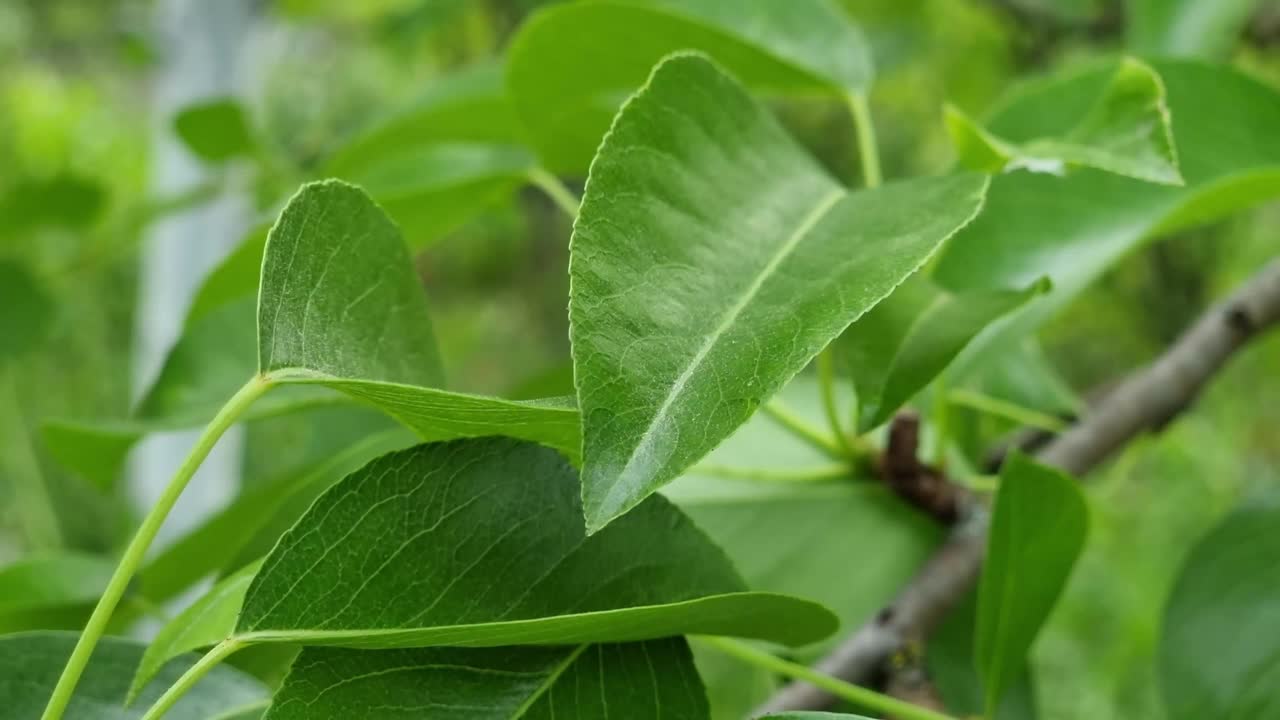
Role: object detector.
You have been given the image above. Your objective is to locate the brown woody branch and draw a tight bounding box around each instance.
[756,257,1280,715]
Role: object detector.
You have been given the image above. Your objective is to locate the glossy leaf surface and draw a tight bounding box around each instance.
[233,438,834,649]
[976,452,1088,713]
[266,639,708,719]
[507,0,871,172]
[571,54,987,530]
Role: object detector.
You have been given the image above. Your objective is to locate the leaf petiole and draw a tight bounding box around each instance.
[816,349,856,458]
[760,399,846,460]
[139,639,244,720]
[40,375,271,720]
[527,166,581,219]
[700,636,957,720]
[847,91,883,189]
[947,387,1070,433]
[691,462,851,483]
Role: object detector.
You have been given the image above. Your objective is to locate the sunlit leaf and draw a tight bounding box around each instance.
[266,639,709,719]
[571,54,987,530]
[508,0,872,172]
[947,58,1181,185]
[840,275,1049,432]
[1159,503,1280,718]
[0,632,266,720]
[976,452,1088,713]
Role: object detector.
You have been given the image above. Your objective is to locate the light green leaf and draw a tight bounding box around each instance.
[228,438,833,649]
[131,563,263,702]
[1128,0,1262,59]
[570,53,987,531]
[0,632,266,720]
[935,59,1280,372]
[174,99,256,163]
[138,426,414,602]
[507,0,872,173]
[265,638,709,719]
[0,260,55,364]
[946,58,1180,185]
[976,452,1088,714]
[1159,503,1280,718]
[0,554,114,634]
[841,275,1049,432]
[324,62,534,247]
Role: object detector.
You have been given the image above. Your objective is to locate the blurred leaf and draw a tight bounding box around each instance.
[935,60,1280,372]
[1128,0,1263,59]
[131,562,262,701]
[840,275,1049,432]
[691,638,776,720]
[764,714,875,719]
[226,438,834,650]
[0,173,105,233]
[947,58,1181,185]
[508,0,872,172]
[173,98,256,162]
[977,452,1088,713]
[266,639,709,719]
[0,554,114,634]
[1159,503,1280,718]
[0,632,266,720]
[0,260,54,363]
[570,54,986,530]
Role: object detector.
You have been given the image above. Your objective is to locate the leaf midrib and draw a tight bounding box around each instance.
[597,186,846,516]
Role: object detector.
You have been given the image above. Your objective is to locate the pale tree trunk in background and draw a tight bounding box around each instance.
[130,0,254,557]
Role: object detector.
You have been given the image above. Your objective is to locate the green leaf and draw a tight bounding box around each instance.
[507,0,872,173]
[230,438,833,649]
[173,99,256,162]
[927,590,1038,720]
[0,631,266,720]
[570,53,987,530]
[976,452,1088,714]
[1128,0,1262,59]
[840,275,1049,432]
[325,62,535,247]
[265,638,709,719]
[138,426,415,602]
[763,714,876,719]
[0,554,114,633]
[947,58,1181,185]
[1159,503,1280,718]
[131,563,263,702]
[934,59,1280,371]
[0,260,55,364]
[0,173,105,233]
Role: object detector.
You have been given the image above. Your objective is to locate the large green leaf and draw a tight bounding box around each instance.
[570,53,987,531]
[0,632,266,720]
[1128,0,1262,59]
[839,275,1048,433]
[325,62,535,247]
[507,0,872,173]
[230,438,833,649]
[976,452,1088,714]
[265,638,709,719]
[946,57,1181,185]
[1159,503,1280,718]
[935,59,1280,370]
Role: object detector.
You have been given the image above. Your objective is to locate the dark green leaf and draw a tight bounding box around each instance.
[232,438,834,649]
[570,54,987,530]
[841,275,1048,432]
[0,632,266,720]
[976,452,1088,713]
[266,639,709,719]
[928,591,1038,720]
[1159,503,1280,718]
[1128,0,1262,59]
[0,173,105,233]
[507,0,872,172]
[935,60,1280,371]
[947,58,1180,185]
[0,260,55,364]
[173,98,256,162]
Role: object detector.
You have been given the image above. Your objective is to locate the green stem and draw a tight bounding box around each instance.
[41,376,270,720]
[701,636,956,720]
[932,375,951,468]
[816,350,854,458]
[691,462,850,483]
[847,91,883,188]
[528,167,580,219]
[948,388,1069,433]
[761,400,845,460]
[140,639,245,720]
